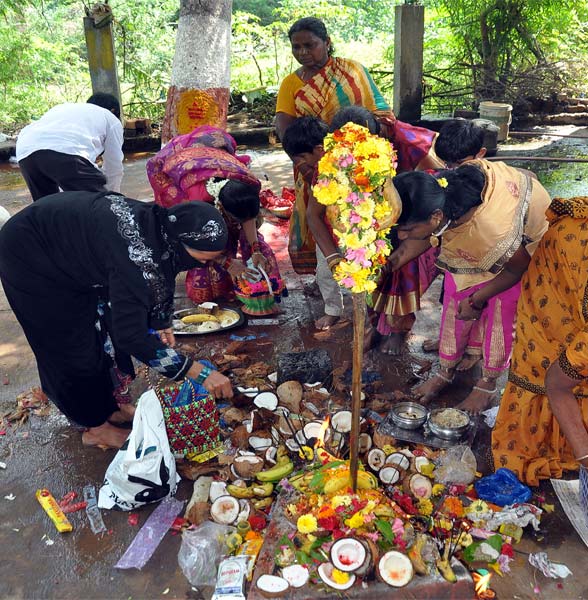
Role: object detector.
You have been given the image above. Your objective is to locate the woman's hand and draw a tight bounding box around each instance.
[226,259,257,281]
[456,298,483,321]
[157,328,176,347]
[202,370,233,399]
[251,251,269,272]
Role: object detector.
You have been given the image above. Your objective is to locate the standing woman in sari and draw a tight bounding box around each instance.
[147,126,284,305]
[275,18,440,332]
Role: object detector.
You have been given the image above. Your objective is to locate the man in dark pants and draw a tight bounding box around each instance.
[16,93,124,201]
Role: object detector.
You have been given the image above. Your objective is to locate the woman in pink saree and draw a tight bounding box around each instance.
[147,126,285,305]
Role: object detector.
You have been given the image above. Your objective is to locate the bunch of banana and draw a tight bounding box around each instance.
[322,469,378,494]
[226,481,274,499]
[181,313,220,324]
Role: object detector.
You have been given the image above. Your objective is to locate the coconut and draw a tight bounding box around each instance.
[304,382,322,389]
[281,564,310,588]
[367,448,387,472]
[373,429,396,449]
[277,414,301,437]
[210,495,240,525]
[331,410,352,433]
[302,401,320,415]
[268,371,278,384]
[233,455,264,479]
[237,386,260,398]
[413,455,433,475]
[276,380,303,413]
[256,574,290,598]
[330,538,367,573]
[303,420,325,443]
[198,301,218,314]
[285,438,301,452]
[209,481,228,502]
[237,499,251,522]
[249,431,273,452]
[377,551,414,587]
[230,425,250,450]
[254,391,279,411]
[317,563,356,591]
[222,407,249,427]
[386,452,411,471]
[403,473,433,499]
[379,465,402,485]
[355,537,378,577]
[264,446,277,465]
[358,433,373,454]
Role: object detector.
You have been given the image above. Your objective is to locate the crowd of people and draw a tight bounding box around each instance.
[1,16,587,490]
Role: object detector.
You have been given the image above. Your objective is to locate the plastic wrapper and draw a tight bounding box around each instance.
[178,521,234,587]
[528,552,572,579]
[474,468,532,506]
[434,445,477,485]
[477,503,542,532]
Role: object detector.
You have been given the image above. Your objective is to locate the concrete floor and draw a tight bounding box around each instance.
[1,134,588,599]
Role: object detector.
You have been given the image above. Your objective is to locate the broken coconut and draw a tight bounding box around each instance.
[367,448,387,472]
[379,465,402,485]
[237,386,260,398]
[281,564,310,588]
[331,410,352,433]
[330,538,367,573]
[386,452,411,471]
[209,481,228,503]
[317,563,356,590]
[254,391,279,412]
[403,473,433,499]
[358,432,373,454]
[230,425,250,450]
[210,495,240,525]
[233,455,264,479]
[257,574,290,598]
[377,551,414,587]
[276,380,303,413]
[249,431,273,452]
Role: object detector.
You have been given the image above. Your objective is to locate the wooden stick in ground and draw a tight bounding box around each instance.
[350,291,367,492]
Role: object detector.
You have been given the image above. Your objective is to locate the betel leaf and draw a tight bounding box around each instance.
[375,519,395,545]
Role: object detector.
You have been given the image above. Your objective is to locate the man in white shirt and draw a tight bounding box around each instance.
[16,93,124,201]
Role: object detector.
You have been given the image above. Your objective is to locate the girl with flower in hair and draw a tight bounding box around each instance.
[147,126,284,304]
[393,161,550,412]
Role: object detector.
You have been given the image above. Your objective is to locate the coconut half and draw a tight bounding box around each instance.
[256,574,290,598]
[358,432,373,454]
[268,371,278,384]
[377,551,414,587]
[254,391,279,411]
[276,380,303,413]
[249,431,273,452]
[330,538,367,573]
[209,481,227,503]
[317,562,356,591]
[210,495,240,525]
[237,386,260,398]
[404,473,432,499]
[233,455,264,479]
[331,410,352,433]
[367,448,387,472]
[303,420,325,442]
[379,465,402,485]
[386,452,411,471]
[281,564,310,588]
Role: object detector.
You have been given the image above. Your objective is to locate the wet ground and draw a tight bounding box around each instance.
[1,128,587,599]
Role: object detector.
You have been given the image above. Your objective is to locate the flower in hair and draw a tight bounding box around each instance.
[205,178,230,209]
[437,177,448,189]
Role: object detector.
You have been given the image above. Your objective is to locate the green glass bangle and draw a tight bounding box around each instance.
[194,365,212,385]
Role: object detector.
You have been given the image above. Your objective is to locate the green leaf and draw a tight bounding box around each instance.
[375,519,395,545]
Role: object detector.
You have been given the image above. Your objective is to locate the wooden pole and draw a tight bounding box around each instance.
[350,292,367,492]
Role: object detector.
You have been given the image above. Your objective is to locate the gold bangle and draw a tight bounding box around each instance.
[576,453,588,462]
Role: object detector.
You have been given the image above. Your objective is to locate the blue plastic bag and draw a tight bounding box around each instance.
[474,468,532,506]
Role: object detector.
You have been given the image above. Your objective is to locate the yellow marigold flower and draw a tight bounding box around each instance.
[437,177,448,188]
[332,568,351,585]
[432,484,446,496]
[331,495,352,508]
[466,499,489,517]
[297,514,318,534]
[287,503,298,517]
[382,445,396,455]
[418,498,434,516]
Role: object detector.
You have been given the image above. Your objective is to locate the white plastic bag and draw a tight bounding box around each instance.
[98,389,179,510]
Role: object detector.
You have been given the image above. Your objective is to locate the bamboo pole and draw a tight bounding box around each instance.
[349,292,367,492]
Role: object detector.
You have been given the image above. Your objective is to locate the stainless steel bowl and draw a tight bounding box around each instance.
[427,408,471,440]
[391,402,428,430]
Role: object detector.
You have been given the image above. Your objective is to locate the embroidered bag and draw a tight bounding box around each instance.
[152,370,222,460]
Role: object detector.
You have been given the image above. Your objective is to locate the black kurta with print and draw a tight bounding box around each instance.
[0,191,201,426]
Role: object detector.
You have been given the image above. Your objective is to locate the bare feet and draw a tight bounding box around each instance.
[380,333,405,356]
[456,377,497,413]
[363,326,382,352]
[455,353,481,372]
[315,314,340,330]
[82,422,130,449]
[422,338,440,353]
[108,403,136,425]
[412,369,454,404]
[303,280,321,297]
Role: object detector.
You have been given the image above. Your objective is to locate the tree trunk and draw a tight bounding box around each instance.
[162,0,232,143]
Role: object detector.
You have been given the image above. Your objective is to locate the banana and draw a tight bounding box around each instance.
[256,460,294,482]
[253,497,274,510]
[436,558,457,583]
[251,482,274,497]
[408,534,429,575]
[323,472,352,495]
[226,484,256,499]
[181,313,219,324]
[357,471,378,490]
[276,445,290,464]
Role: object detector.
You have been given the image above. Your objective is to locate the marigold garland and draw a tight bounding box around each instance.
[313,122,399,293]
